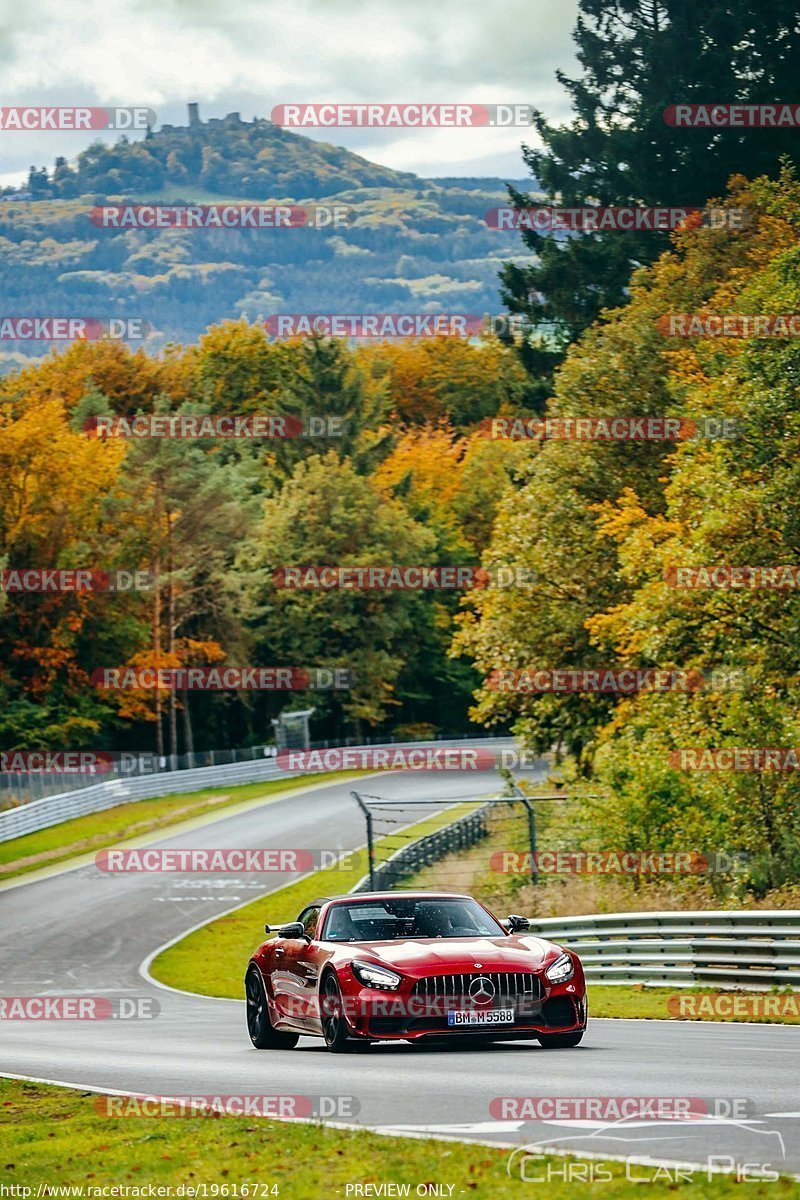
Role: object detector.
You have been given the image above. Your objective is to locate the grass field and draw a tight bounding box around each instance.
[2,1078,794,1197]
[0,771,364,883]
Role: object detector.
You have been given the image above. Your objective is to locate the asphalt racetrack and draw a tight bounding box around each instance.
[1,764,798,1178]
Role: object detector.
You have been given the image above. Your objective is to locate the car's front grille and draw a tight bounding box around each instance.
[365,971,545,1037]
[411,971,542,1003]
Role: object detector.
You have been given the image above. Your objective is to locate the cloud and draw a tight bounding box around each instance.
[0,0,579,180]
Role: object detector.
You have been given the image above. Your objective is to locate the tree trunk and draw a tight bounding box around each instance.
[167,508,178,766]
[153,496,164,760]
[182,689,195,767]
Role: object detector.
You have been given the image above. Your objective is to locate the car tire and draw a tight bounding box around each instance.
[537,1030,584,1048]
[245,965,299,1049]
[321,972,361,1053]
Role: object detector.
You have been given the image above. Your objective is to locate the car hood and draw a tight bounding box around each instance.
[351,935,559,973]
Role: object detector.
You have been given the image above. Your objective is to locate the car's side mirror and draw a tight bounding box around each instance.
[265,922,306,939]
[279,922,307,939]
[506,914,531,932]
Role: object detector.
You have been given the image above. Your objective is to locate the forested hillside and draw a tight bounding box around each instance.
[0,110,535,364]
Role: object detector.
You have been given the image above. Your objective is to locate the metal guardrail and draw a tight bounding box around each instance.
[0,736,512,845]
[0,730,508,809]
[351,786,541,891]
[0,758,287,844]
[0,743,278,808]
[528,910,800,988]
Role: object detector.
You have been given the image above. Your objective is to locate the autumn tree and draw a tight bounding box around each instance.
[357,337,530,427]
[455,174,780,762]
[244,452,438,737]
[0,393,136,747]
[457,168,800,891]
[100,395,260,758]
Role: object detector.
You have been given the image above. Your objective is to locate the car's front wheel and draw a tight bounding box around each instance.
[321,973,361,1053]
[537,1030,584,1048]
[245,965,299,1049]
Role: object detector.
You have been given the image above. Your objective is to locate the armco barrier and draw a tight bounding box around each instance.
[0,736,513,845]
[0,743,278,808]
[0,758,285,844]
[528,910,800,988]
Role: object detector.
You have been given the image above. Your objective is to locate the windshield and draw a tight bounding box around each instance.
[321,897,505,942]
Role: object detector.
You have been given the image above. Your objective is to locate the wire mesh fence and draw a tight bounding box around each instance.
[350,787,554,893]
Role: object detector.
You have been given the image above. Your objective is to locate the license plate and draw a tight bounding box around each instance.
[447,1008,514,1027]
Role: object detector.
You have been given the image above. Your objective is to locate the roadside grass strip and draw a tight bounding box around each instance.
[1,1078,796,1197]
[0,771,365,883]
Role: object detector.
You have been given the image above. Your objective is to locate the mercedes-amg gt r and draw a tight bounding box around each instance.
[245,891,587,1052]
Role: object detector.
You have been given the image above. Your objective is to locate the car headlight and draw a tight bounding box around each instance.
[351,960,402,990]
[545,952,574,984]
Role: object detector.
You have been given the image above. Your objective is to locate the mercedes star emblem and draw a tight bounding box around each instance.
[468,975,496,1006]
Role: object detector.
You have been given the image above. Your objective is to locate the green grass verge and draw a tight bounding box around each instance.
[151,801,479,997]
[0,771,365,883]
[589,984,800,1024]
[2,1078,794,1197]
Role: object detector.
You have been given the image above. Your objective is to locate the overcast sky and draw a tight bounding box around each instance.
[0,0,579,186]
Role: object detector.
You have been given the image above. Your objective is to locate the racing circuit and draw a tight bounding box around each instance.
[1,764,798,1178]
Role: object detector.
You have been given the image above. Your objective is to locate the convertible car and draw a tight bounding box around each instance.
[245,890,587,1052]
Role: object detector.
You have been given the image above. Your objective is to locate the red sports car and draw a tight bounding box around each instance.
[245,890,587,1053]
